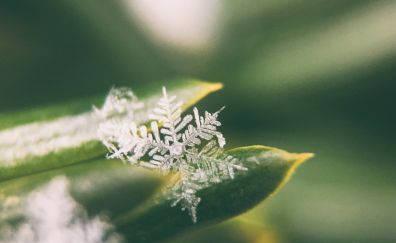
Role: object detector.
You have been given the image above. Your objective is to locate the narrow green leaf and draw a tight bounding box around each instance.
[0,80,222,182]
[115,145,313,242]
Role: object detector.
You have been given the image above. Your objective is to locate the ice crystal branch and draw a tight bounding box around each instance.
[97,87,246,222]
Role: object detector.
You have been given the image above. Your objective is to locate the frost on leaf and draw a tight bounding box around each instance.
[95,87,143,119]
[95,87,144,155]
[97,86,246,222]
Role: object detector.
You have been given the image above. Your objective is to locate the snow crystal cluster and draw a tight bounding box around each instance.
[97,86,246,222]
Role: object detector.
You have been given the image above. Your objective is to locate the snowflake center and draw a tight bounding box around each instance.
[170,144,184,156]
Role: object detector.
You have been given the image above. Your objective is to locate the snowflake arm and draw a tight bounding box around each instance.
[180,107,225,150]
[150,87,183,144]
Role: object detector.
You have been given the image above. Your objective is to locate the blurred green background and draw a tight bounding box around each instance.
[1,1,395,242]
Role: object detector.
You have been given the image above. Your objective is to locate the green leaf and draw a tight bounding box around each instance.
[0,145,311,241]
[114,145,313,242]
[0,80,222,182]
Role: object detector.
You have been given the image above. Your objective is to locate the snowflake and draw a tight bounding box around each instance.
[97,87,247,222]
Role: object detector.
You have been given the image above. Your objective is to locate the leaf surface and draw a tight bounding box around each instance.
[0,145,311,242]
[0,80,222,182]
[115,145,313,242]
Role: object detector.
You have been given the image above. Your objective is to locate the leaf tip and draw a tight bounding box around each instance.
[182,81,223,110]
[290,152,314,167]
[197,81,224,96]
[205,82,223,93]
[277,152,313,191]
